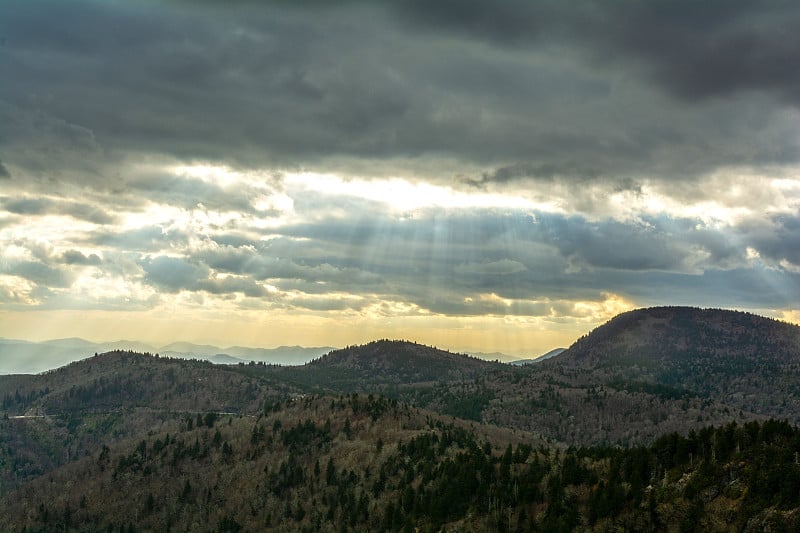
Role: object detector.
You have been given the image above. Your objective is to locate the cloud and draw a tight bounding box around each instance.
[60,250,102,266]
[140,256,209,293]
[391,1,800,103]
[1,196,117,224]
[2,0,800,345]
[2,0,799,197]
[735,214,800,267]
[127,173,261,214]
[2,261,73,288]
[139,255,267,298]
[0,101,109,188]
[197,276,268,298]
[90,226,190,252]
[454,259,528,276]
[2,197,51,215]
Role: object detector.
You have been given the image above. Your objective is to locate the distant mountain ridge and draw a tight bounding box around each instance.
[0,338,335,373]
[0,338,526,374]
[466,350,520,363]
[509,348,566,365]
[5,306,800,448]
[3,348,800,531]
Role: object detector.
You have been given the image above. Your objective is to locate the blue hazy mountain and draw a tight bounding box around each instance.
[0,338,334,374]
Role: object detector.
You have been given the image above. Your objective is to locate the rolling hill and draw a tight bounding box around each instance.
[550,307,800,422]
[3,395,800,531]
[308,340,500,381]
[422,307,800,446]
[561,306,800,365]
[3,307,800,530]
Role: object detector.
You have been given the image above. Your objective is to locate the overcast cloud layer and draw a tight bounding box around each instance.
[1,0,799,354]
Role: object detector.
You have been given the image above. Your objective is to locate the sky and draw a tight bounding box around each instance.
[1,0,800,357]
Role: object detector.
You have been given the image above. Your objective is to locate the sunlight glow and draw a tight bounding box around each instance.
[778,309,800,325]
[0,275,39,305]
[72,268,157,304]
[1,215,99,246]
[171,163,242,187]
[285,172,561,213]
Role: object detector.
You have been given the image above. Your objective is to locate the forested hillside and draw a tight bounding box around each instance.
[3,307,800,530]
[420,307,800,446]
[0,351,292,416]
[3,396,800,532]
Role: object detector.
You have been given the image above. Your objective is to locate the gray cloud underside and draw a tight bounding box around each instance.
[3,1,800,317]
[8,193,799,314]
[134,208,800,312]
[2,0,800,191]
[1,196,117,225]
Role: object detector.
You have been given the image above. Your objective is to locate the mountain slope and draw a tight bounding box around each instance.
[4,399,800,532]
[4,309,800,452]
[3,320,800,530]
[551,307,800,417]
[561,306,800,365]
[297,340,502,389]
[310,340,497,379]
[437,307,800,446]
[0,351,306,495]
[0,351,293,417]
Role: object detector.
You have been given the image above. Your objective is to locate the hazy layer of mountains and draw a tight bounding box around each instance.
[508,347,566,365]
[0,338,544,375]
[3,306,800,531]
[0,338,336,373]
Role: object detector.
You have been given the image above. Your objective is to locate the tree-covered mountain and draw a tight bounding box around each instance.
[6,307,800,449]
[415,307,800,447]
[3,396,800,532]
[307,340,500,383]
[3,307,800,530]
[0,351,293,417]
[562,306,800,366]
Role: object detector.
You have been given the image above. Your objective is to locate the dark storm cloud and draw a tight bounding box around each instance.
[592,1,800,103]
[392,0,800,102]
[599,267,800,310]
[198,276,268,299]
[3,0,800,190]
[0,101,108,188]
[454,259,527,276]
[3,0,800,320]
[736,215,800,267]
